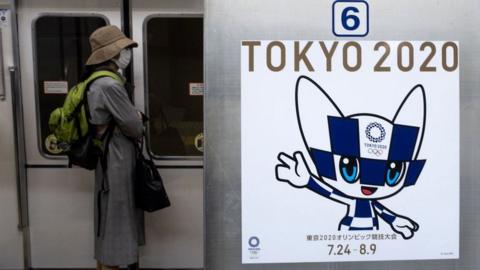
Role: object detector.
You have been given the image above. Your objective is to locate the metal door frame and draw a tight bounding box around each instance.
[9,0,30,268]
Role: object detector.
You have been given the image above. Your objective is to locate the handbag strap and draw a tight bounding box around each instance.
[100,122,116,174]
[131,132,156,163]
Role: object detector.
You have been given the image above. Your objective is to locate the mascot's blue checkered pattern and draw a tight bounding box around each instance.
[276,76,426,239]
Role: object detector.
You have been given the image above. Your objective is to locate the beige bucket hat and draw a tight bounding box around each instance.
[85,25,138,66]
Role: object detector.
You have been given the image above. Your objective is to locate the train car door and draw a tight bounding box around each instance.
[16,0,204,268]
[17,0,121,267]
[131,1,204,268]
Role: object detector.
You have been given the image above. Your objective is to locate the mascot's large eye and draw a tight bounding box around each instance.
[385,161,405,186]
[339,156,360,183]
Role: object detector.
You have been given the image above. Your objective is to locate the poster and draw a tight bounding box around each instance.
[241,41,459,263]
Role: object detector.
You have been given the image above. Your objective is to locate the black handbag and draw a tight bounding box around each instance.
[134,137,171,212]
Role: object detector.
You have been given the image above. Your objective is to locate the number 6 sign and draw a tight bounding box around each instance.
[333,0,369,37]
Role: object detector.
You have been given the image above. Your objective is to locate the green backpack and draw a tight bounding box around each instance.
[47,70,124,169]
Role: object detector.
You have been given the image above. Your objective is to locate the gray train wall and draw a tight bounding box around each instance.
[205,0,478,269]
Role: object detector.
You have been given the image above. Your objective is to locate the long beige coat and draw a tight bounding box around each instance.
[87,75,145,266]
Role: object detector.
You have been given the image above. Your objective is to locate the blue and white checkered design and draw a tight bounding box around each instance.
[310,116,426,187]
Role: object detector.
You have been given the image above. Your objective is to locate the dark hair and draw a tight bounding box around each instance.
[79,60,116,81]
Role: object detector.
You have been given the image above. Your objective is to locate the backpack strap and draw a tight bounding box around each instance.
[82,70,125,173]
[82,70,124,122]
[96,119,116,238]
[69,71,124,120]
[68,70,124,144]
[86,70,125,86]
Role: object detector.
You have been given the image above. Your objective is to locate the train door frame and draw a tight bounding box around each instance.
[130,1,204,267]
[0,0,28,268]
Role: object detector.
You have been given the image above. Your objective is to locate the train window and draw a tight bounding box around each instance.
[144,16,204,158]
[33,15,107,155]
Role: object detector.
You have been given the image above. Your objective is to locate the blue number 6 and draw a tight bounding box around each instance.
[341,7,360,31]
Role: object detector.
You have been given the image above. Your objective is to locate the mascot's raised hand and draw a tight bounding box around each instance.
[275,151,311,188]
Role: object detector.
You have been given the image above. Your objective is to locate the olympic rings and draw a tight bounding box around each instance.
[365,122,386,143]
[368,148,383,156]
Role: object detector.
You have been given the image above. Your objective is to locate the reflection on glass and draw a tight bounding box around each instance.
[146,17,203,157]
[35,16,107,154]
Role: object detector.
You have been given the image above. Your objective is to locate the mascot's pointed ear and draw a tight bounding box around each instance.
[392,84,426,159]
[296,76,343,152]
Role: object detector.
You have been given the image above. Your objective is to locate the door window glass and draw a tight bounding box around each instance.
[145,17,204,157]
[34,15,107,155]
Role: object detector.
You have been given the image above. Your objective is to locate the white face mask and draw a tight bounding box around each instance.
[112,48,132,69]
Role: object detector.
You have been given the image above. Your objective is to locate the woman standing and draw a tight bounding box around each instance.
[84,25,144,270]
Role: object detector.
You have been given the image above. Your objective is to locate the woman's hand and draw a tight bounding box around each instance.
[137,111,148,123]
